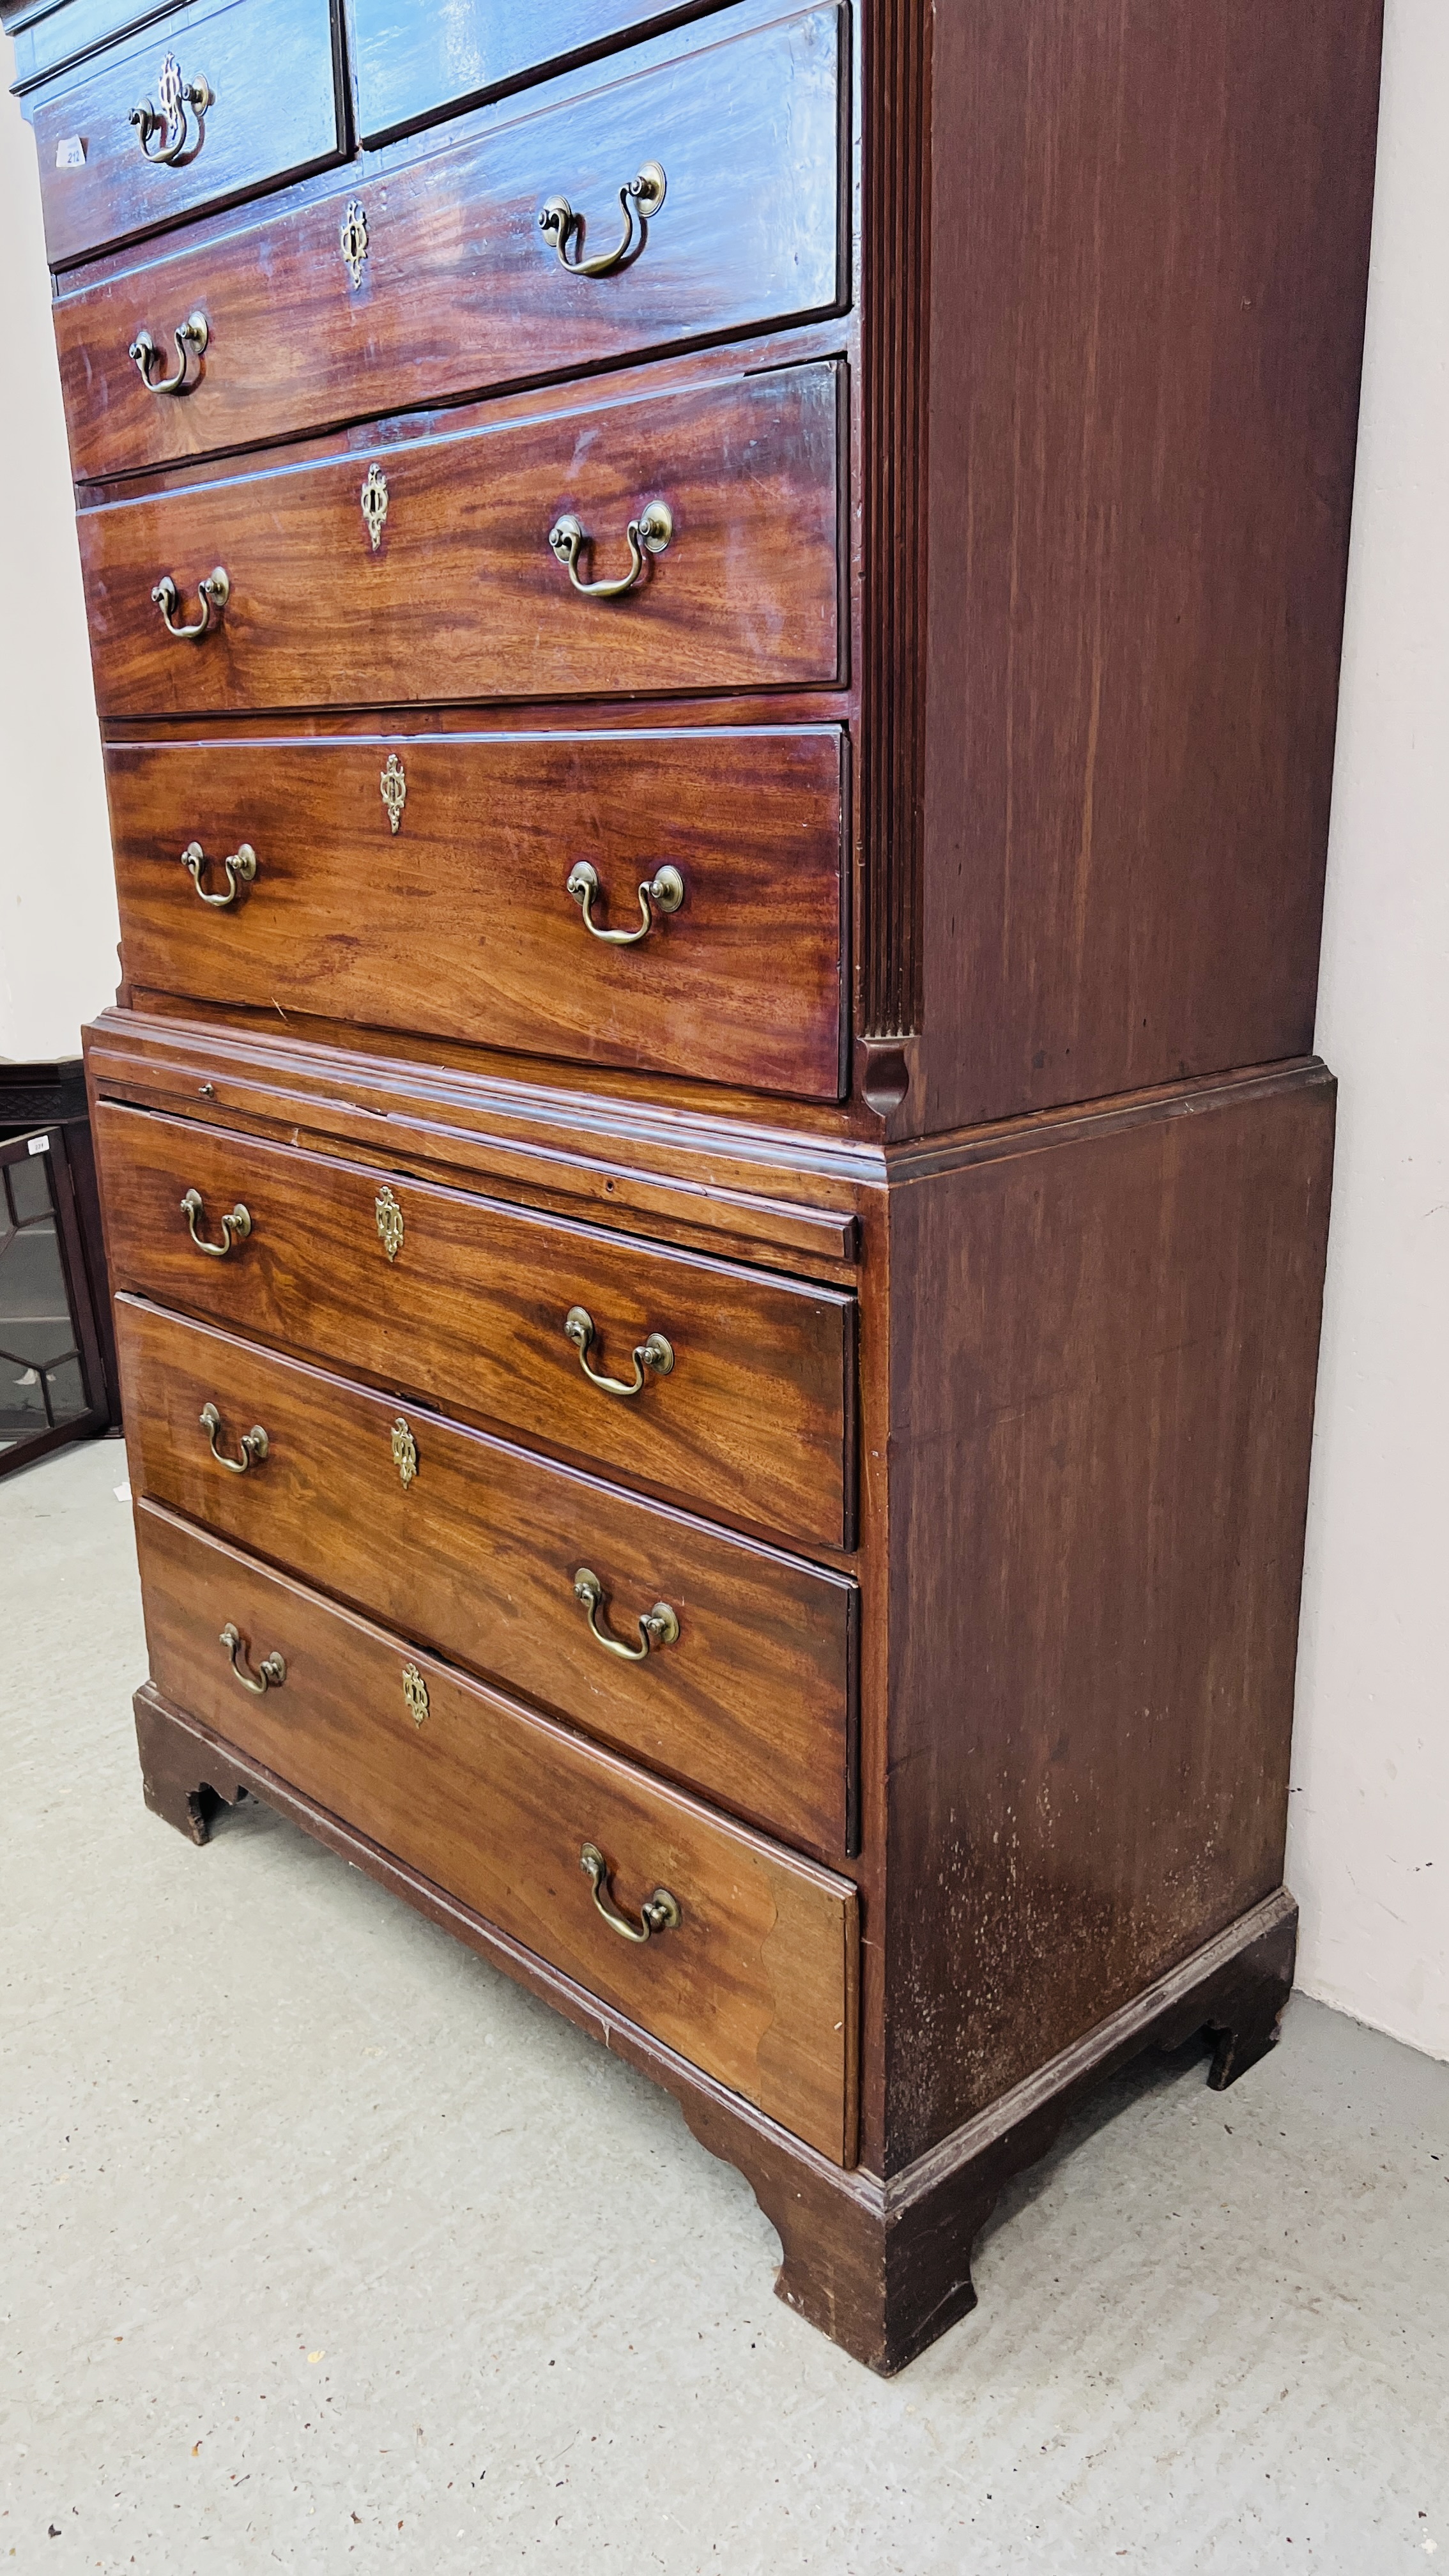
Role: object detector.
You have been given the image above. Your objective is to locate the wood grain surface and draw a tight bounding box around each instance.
[79,360,843,717]
[910,0,1384,1130]
[117,1296,859,1853]
[135,1498,860,2162]
[57,4,845,480]
[346,0,726,144]
[104,726,847,1099]
[30,0,344,270]
[96,1101,856,1547]
[880,1067,1335,2166]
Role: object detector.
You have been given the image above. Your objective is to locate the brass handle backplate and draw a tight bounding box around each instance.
[573,1567,678,1662]
[129,309,208,395]
[181,839,255,907]
[199,1402,268,1473]
[580,1843,681,1943]
[563,1304,673,1399]
[219,1621,285,1694]
[539,160,666,278]
[153,567,229,640]
[565,860,683,946]
[181,1187,250,1257]
[548,501,671,600]
[130,54,213,165]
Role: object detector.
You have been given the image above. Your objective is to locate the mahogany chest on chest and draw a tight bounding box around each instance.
[7,0,1382,2366]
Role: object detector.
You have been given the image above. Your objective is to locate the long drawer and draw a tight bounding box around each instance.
[106,727,846,1100]
[135,1499,859,2163]
[57,5,845,482]
[30,0,346,271]
[117,1298,858,1854]
[79,359,843,719]
[96,1104,855,1549]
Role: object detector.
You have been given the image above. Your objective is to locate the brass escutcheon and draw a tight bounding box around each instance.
[199,1401,268,1473]
[375,1184,404,1261]
[563,1304,673,1399]
[130,52,213,166]
[390,1417,418,1489]
[339,199,369,289]
[181,839,256,907]
[579,1843,681,1943]
[573,1567,678,1662]
[129,309,208,395]
[379,753,406,834]
[402,1662,429,1726]
[361,463,388,550]
[565,859,683,946]
[538,160,666,279]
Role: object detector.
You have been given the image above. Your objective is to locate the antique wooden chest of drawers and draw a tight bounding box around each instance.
[7,0,1383,2368]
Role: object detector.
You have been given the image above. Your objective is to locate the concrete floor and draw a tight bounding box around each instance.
[3,1441,1446,2575]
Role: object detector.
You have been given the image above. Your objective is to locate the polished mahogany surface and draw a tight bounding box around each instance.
[137,1498,860,2163]
[31,0,345,269]
[96,1100,857,1549]
[80,358,844,717]
[118,1296,859,1855]
[104,726,847,1098]
[56,2,845,480]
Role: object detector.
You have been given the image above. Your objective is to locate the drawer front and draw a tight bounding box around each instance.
[348,0,731,147]
[30,0,345,272]
[96,1105,855,1549]
[106,728,846,1100]
[118,1299,858,1855]
[79,360,843,719]
[58,6,845,482]
[136,1500,859,2163]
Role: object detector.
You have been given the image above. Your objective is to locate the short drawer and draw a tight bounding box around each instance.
[57,4,845,482]
[79,358,843,719]
[96,1104,855,1550]
[106,726,847,1101]
[136,1499,859,2163]
[348,0,731,147]
[118,1298,859,1855]
[29,0,346,272]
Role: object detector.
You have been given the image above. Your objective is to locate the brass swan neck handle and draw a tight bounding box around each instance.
[153,567,229,640]
[565,859,684,946]
[181,840,255,907]
[130,54,213,165]
[129,309,208,395]
[548,501,671,600]
[580,1844,682,1943]
[539,161,666,278]
[573,1568,679,1662]
[219,1623,286,1694]
[181,1187,250,1257]
[563,1305,673,1399]
[199,1402,268,1473]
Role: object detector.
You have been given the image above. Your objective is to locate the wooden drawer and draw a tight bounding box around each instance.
[96,1104,855,1549]
[106,726,847,1101]
[57,4,845,484]
[117,1298,859,1855]
[80,359,843,719]
[135,1499,859,2163]
[348,0,732,147]
[29,0,346,272]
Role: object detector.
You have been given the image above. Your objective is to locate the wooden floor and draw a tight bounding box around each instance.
[6,1436,1445,2574]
